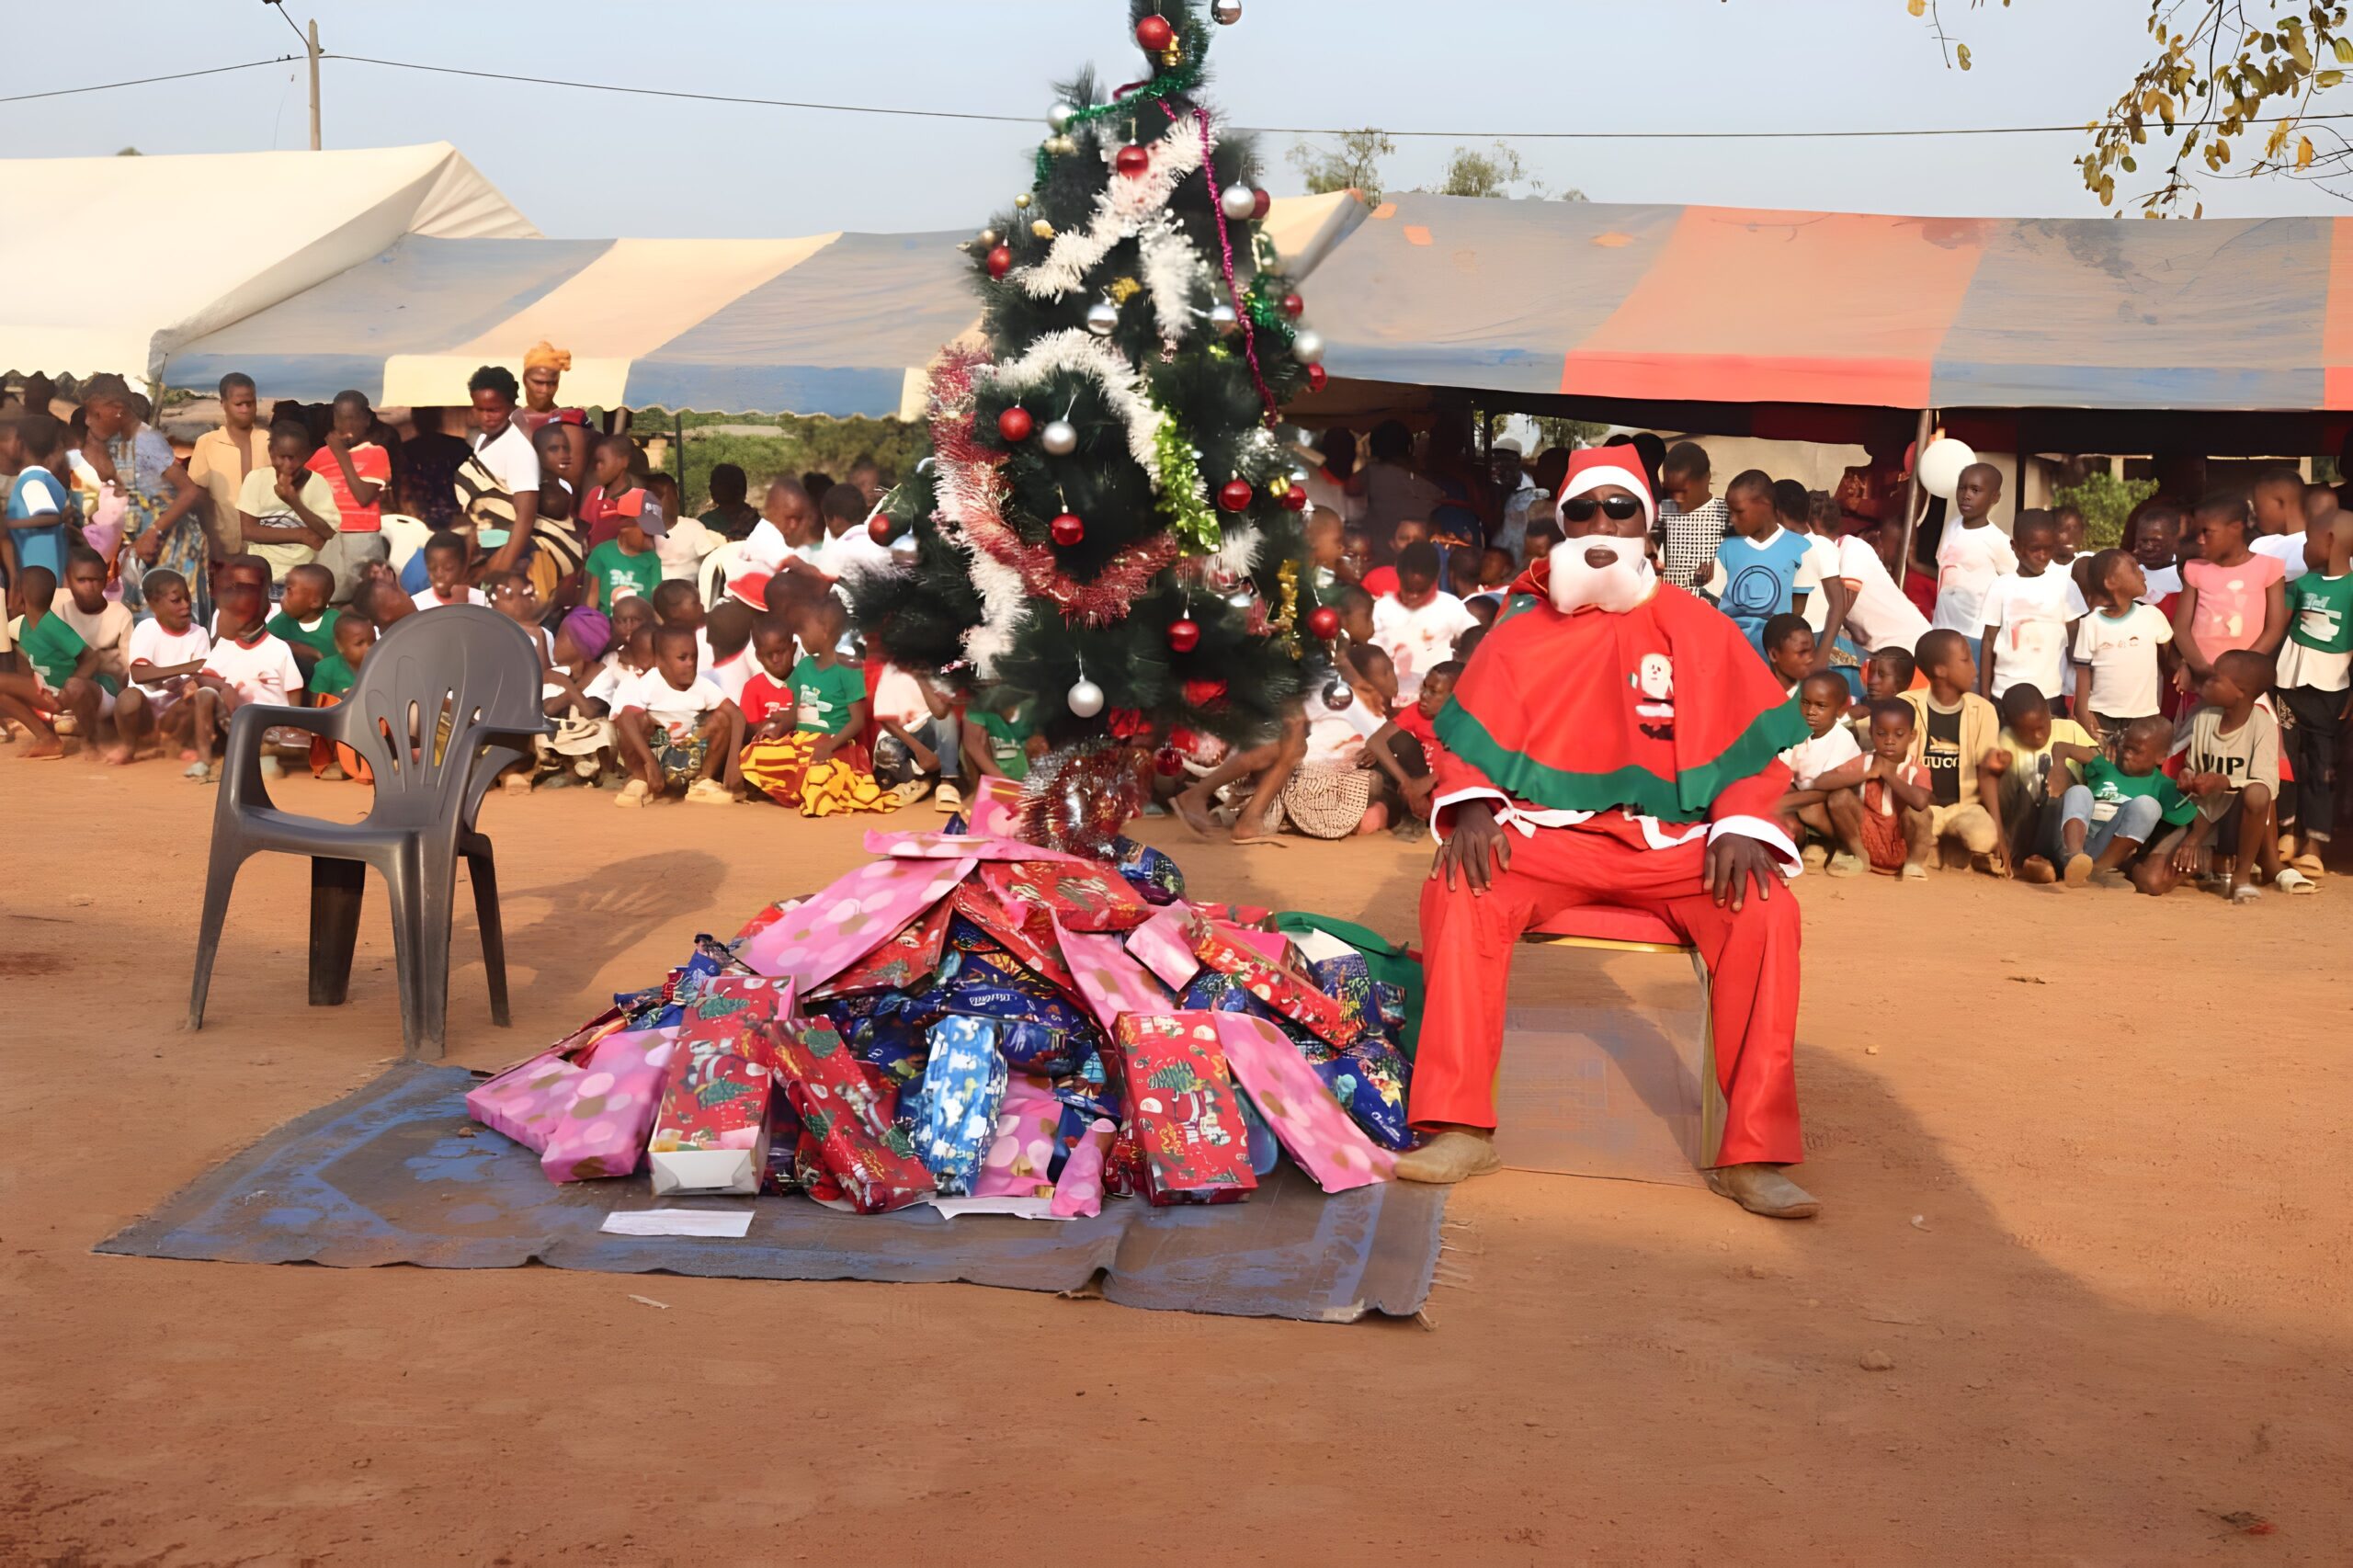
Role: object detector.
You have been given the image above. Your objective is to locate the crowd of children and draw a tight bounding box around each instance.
[3,377,2346,903]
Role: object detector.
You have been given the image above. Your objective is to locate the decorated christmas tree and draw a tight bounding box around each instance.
[849,0,1336,767]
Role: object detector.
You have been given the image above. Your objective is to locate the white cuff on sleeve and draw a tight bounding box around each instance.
[1709,814,1802,877]
[1428,787,1508,845]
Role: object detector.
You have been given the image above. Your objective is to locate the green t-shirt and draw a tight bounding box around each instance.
[267,606,342,661]
[2081,756,2198,828]
[16,610,87,692]
[973,706,1036,781]
[2288,571,2353,654]
[585,539,664,611]
[309,652,358,699]
[789,655,866,736]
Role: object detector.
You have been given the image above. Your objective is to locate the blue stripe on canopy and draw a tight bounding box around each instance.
[168,236,612,403]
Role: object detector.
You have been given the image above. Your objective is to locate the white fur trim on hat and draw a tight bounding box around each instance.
[1559,461,1656,528]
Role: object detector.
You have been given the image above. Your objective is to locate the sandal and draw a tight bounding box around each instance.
[2272,866,2317,896]
[686,778,734,805]
[614,779,652,809]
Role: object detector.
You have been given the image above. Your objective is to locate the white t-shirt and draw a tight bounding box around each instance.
[707,650,754,705]
[2252,530,2310,584]
[584,659,645,714]
[816,525,894,585]
[1371,591,1481,697]
[2070,603,2172,719]
[126,619,211,694]
[870,665,937,730]
[1831,534,1932,654]
[626,668,727,745]
[470,422,540,500]
[1934,521,2018,634]
[2139,562,2183,603]
[412,585,490,611]
[1301,698,1383,768]
[1778,722,1863,790]
[728,519,826,605]
[1978,568,2088,699]
[1795,532,1843,633]
[201,631,304,707]
[655,510,717,583]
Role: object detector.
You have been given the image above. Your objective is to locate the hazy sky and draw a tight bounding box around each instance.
[6,1,2346,235]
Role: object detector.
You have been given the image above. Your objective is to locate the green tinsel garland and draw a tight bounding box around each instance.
[1149,403,1222,553]
[1031,20,1210,187]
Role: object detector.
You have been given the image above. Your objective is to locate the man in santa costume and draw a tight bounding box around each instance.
[1394,449,1820,1219]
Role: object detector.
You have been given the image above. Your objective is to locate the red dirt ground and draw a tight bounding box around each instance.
[2,761,2347,1565]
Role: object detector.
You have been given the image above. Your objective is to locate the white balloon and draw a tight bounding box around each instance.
[1915,437,1976,501]
[1067,678,1106,718]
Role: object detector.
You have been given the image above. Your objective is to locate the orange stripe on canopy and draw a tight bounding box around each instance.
[2321,217,2353,409]
[1561,208,1987,408]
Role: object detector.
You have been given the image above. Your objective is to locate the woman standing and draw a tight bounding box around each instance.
[79,375,203,615]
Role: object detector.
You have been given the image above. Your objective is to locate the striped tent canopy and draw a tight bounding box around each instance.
[1302,192,2353,415]
[164,192,1366,418]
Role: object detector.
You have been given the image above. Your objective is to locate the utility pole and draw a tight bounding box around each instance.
[306,19,322,151]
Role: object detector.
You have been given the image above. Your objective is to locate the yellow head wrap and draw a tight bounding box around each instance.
[522,341,572,374]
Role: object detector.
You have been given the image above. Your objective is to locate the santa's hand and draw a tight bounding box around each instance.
[1433,801,1511,894]
[1704,834,1778,913]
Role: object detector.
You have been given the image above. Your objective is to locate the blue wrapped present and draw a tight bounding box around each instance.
[1111,834,1187,906]
[1313,1035,1414,1151]
[915,1017,1008,1196]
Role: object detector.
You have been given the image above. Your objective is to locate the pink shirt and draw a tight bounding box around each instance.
[2183,553,2284,660]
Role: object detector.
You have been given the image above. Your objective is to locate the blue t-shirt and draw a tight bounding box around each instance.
[1713,528,1814,646]
[6,466,72,580]
[398,548,431,596]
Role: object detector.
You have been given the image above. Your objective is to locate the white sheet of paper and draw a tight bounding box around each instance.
[599,1209,754,1238]
[924,1196,1066,1221]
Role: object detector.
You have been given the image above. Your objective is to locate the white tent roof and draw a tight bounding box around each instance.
[0,142,535,384]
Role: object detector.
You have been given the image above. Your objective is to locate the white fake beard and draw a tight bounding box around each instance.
[1548,533,1655,614]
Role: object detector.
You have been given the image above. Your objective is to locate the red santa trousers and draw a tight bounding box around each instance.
[1412,824,1804,1167]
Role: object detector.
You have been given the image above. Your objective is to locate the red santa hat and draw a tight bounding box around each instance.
[1557,448,1657,529]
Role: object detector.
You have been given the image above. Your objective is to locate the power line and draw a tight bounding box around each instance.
[0,57,300,106]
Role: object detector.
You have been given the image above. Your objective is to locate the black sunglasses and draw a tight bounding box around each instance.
[1562,494,1645,523]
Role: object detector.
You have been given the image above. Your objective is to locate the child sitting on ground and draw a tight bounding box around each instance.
[1899,628,2005,873]
[1858,699,1937,878]
[265,562,342,685]
[870,665,960,810]
[1371,540,1480,700]
[2068,716,2195,892]
[1857,645,1916,720]
[1761,613,1815,698]
[703,599,756,705]
[613,622,738,809]
[1977,684,2098,883]
[51,547,134,762]
[190,568,304,784]
[962,681,1044,787]
[1278,644,1395,838]
[736,597,898,815]
[411,530,486,610]
[2070,549,2174,747]
[118,568,209,765]
[306,612,378,782]
[1774,671,1870,876]
[0,565,94,760]
[1365,654,1453,833]
[2142,649,2311,899]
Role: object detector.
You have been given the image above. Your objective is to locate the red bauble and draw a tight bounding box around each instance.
[1115,143,1151,177]
[1306,605,1341,641]
[1251,188,1272,221]
[868,513,896,545]
[1180,678,1228,708]
[1216,478,1254,512]
[1154,746,1184,778]
[1050,512,1086,547]
[1281,291,1304,318]
[1305,364,1328,392]
[996,406,1034,443]
[985,244,1012,278]
[1279,487,1309,512]
[1166,616,1202,653]
[1135,14,1176,51]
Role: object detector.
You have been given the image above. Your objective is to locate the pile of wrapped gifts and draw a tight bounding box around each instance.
[467,811,1425,1217]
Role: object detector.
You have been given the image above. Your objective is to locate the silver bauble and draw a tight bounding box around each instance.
[1208,301,1240,335]
[1291,329,1325,364]
[1220,184,1258,222]
[1048,101,1079,133]
[1211,0,1243,22]
[1067,678,1106,718]
[1040,419,1079,456]
[1225,588,1256,610]
[1086,300,1120,336]
[1323,679,1354,711]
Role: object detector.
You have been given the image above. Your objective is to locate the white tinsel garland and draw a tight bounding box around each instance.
[1011,115,1209,345]
[983,329,1176,490]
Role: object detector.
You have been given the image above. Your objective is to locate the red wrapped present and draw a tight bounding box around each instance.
[647,1042,774,1196]
[805,899,956,1001]
[1187,915,1360,1050]
[755,1020,934,1213]
[734,896,806,942]
[1189,901,1273,929]
[1110,1013,1257,1206]
[674,975,797,1056]
[982,859,1151,934]
[952,884,1082,1000]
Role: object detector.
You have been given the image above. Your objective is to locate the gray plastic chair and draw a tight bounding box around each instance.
[187,606,553,1060]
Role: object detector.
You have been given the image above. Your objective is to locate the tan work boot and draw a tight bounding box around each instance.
[1705,1162,1820,1219]
[1393,1129,1502,1185]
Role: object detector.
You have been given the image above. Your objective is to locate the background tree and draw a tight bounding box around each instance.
[1287,128,1395,201]
[1915,0,2353,214]
[851,0,1330,752]
[1420,142,1585,200]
